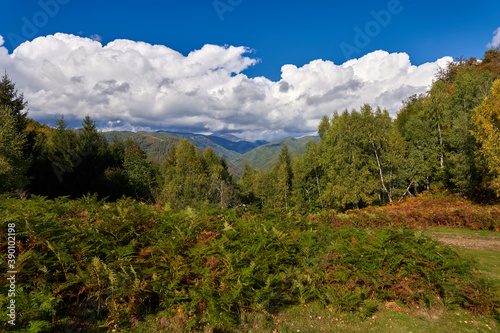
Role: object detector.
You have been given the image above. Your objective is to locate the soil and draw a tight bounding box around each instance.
[428,234,500,250]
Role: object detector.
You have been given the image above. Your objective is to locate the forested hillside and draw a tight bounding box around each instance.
[1,47,500,208]
[100,131,317,176]
[233,136,319,172]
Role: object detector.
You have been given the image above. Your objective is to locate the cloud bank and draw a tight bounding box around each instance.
[0,33,452,141]
[487,27,500,48]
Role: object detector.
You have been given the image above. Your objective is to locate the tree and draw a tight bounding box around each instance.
[238,162,257,203]
[292,139,324,212]
[161,139,208,207]
[444,67,494,194]
[318,115,331,140]
[123,139,158,200]
[361,105,397,202]
[252,169,276,210]
[74,116,112,194]
[477,46,500,77]
[0,105,28,193]
[0,73,28,133]
[471,78,500,196]
[48,116,80,194]
[320,109,378,209]
[427,80,449,170]
[396,94,438,194]
[203,147,235,207]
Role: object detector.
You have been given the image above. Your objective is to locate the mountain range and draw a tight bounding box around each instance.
[102,131,319,177]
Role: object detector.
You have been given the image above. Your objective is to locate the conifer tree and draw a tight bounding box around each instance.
[0,105,28,193]
[74,116,111,194]
[0,73,28,133]
[49,116,79,191]
[124,139,158,200]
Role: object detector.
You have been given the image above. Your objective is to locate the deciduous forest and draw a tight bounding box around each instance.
[1,48,500,332]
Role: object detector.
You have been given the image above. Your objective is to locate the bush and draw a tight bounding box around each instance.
[0,195,498,331]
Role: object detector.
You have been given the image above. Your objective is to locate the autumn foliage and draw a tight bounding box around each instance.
[311,190,500,230]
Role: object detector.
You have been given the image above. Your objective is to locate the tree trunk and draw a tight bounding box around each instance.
[438,122,444,169]
[369,138,392,202]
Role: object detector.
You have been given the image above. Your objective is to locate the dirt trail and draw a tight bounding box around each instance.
[428,234,500,250]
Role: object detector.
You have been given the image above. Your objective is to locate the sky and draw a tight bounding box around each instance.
[0,0,499,141]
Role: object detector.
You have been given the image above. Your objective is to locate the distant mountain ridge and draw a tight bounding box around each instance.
[233,136,320,171]
[102,130,318,176]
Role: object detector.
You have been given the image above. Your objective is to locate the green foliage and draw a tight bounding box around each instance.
[160,139,238,208]
[123,139,159,200]
[472,78,500,196]
[0,73,28,133]
[237,162,257,203]
[0,105,29,193]
[396,94,437,193]
[102,130,243,175]
[317,106,396,209]
[0,196,497,331]
[291,140,325,213]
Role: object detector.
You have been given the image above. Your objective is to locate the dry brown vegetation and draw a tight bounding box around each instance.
[311,190,500,231]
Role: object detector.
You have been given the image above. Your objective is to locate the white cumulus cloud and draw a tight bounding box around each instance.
[0,33,452,141]
[487,27,500,48]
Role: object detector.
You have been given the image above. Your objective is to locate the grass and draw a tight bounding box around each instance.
[267,302,497,333]
[128,301,498,333]
[423,227,500,281]
[425,227,500,239]
[463,249,500,280]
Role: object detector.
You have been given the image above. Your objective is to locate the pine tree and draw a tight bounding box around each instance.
[0,73,28,133]
[48,116,79,191]
[0,105,28,193]
[123,139,158,200]
[74,116,111,194]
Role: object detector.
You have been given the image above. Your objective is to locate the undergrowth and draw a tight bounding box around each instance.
[0,194,498,332]
[312,190,500,230]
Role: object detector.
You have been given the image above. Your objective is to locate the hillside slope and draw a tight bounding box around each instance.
[102,131,319,175]
[102,131,243,162]
[102,131,252,177]
[233,136,320,171]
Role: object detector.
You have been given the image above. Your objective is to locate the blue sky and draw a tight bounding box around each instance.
[0,0,499,140]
